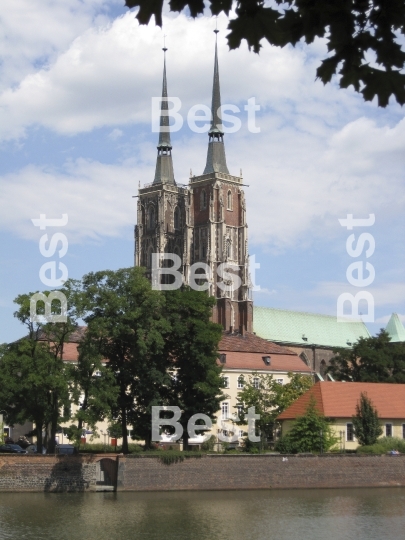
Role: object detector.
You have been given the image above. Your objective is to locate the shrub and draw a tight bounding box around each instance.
[201,435,216,452]
[357,437,405,454]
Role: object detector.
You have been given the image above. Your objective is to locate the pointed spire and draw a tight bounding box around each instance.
[203,29,229,175]
[154,46,175,185]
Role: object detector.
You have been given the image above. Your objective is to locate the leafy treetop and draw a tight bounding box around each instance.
[125,0,405,107]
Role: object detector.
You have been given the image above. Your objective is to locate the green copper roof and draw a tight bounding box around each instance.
[253,306,371,349]
[385,313,405,343]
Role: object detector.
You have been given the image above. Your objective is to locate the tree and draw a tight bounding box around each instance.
[235,372,313,448]
[163,287,224,450]
[328,330,405,383]
[0,291,76,453]
[126,0,405,107]
[77,267,170,453]
[276,395,338,453]
[352,392,383,445]
[66,331,118,447]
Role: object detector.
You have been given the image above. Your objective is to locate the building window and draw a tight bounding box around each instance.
[174,206,180,230]
[403,424,405,439]
[221,402,229,420]
[386,423,393,437]
[276,379,284,385]
[253,377,260,389]
[200,189,207,210]
[237,376,244,389]
[236,404,244,417]
[227,190,232,210]
[347,423,354,442]
[239,430,244,439]
[148,206,155,229]
[222,376,229,389]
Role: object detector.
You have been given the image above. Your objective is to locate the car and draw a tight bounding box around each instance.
[0,444,27,454]
[56,444,77,455]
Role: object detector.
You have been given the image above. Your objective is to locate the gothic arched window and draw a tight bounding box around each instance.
[227,190,232,210]
[174,206,180,230]
[147,246,153,269]
[148,206,155,230]
[200,189,207,210]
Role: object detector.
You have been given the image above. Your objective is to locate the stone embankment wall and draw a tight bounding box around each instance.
[2,453,405,492]
[117,454,405,491]
[0,455,97,492]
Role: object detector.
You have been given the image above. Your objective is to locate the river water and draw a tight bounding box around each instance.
[1,488,405,540]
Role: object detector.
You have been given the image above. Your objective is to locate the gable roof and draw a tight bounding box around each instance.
[219,332,295,355]
[254,306,371,349]
[217,352,311,373]
[385,313,405,343]
[278,382,405,420]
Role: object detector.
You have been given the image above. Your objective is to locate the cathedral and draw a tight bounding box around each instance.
[134,33,253,334]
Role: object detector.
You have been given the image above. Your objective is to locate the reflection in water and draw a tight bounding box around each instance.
[1,488,405,540]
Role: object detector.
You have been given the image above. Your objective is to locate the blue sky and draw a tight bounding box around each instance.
[1,0,404,343]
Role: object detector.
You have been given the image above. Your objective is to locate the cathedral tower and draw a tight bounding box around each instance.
[134,48,188,281]
[186,30,252,333]
[135,35,253,334]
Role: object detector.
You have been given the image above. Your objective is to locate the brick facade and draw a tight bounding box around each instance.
[2,454,405,492]
[117,454,405,491]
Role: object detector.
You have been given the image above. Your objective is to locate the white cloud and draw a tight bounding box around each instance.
[108,128,123,140]
[0,0,117,90]
[310,281,405,308]
[0,159,140,243]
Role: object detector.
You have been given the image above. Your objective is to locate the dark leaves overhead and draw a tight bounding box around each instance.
[125,0,405,106]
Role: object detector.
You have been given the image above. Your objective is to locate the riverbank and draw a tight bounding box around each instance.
[1,453,405,492]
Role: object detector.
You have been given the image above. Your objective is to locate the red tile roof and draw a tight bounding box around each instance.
[219,332,296,355]
[278,382,405,420]
[216,352,311,373]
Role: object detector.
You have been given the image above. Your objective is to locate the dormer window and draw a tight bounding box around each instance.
[262,356,271,366]
[219,353,226,364]
[302,334,308,342]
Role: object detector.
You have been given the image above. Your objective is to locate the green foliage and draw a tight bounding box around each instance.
[352,392,383,446]
[162,287,224,450]
[357,437,405,454]
[0,290,77,453]
[125,0,405,106]
[76,267,170,453]
[328,330,405,383]
[275,396,338,454]
[66,328,118,446]
[235,372,313,444]
[201,435,217,451]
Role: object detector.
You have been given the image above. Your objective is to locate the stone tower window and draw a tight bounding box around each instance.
[226,239,232,259]
[148,206,155,230]
[200,189,207,210]
[227,190,232,210]
[174,206,181,230]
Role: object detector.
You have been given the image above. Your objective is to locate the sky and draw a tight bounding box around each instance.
[1,0,404,343]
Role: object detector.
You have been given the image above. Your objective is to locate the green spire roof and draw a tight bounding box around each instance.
[385,313,405,343]
[253,306,371,349]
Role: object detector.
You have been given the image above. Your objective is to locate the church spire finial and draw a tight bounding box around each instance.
[154,44,175,185]
[203,27,229,175]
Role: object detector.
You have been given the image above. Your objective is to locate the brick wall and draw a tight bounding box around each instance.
[0,454,97,492]
[117,454,405,491]
[3,453,405,492]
